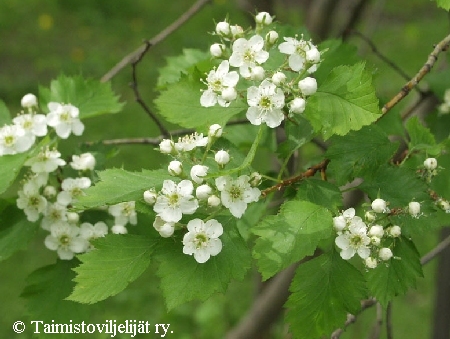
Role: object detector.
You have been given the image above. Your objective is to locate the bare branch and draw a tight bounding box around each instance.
[369,303,383,339]
[386,302,393,339]
[421,231,450,265]
[381,33,450,115]
[101,0,212,82]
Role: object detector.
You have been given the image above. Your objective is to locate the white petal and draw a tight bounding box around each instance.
[208,238,222,256]
[178,180,194,196]
[340,247,356,260]
[228,200,247,218]
[200,90,217,107]
[264,109,285,128]
[335,234,350,250]
[194,248,210,263]
[246,107,263,126]
[289,54,305,72]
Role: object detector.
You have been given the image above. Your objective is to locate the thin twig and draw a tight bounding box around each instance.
[386,302,393,339]
[101,0,212,82]
[381,33,450,115]
[369,303,383,339]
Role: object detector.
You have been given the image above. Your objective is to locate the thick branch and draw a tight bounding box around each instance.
[381,33,450,115]
[101,0,211,82]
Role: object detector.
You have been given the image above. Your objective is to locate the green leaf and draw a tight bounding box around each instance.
[157,48,209,88]
[295,179,342,212]
[0,151,30,194]
[277,117,315,159]
[434,0,450,10]
[39,74,124,119]
[366,237,423,306]
[67,234,154,304]
[0,203,39,261]
[304,62,380,140]
[154,71,247,129]
[0,99,11,126]
[286,250,367,339]
[359,165,428,206]
[253,200,333,280]
[156,217,251,310]
[75,168,169,209]
[405,116,439,153]
[22,260,92,336]
[326,125,399,185]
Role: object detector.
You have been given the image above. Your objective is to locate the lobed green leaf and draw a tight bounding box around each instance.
[434,0,450,10]
[295,179,342,213]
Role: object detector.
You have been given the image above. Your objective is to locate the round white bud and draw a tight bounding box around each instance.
[168,160,183,176]
[159,139,175,154]
[143,189,157,205]
[21,93,38,108]
[365,211,376,222]
[190,165,208,184]
[408,201,421,217]
[210,43,225,57]
[438,199,450,211]
[365,257,378,269]
[207,195,221,207]
[266,30,278,44]
[333,216,346,232]
[388,225,401,237]
[250,172,262,187]
[43,185,57,198]
[70,153,96,171]
[208,124,223,138]
[298,77,317,96]
[216,21,230,36]
[368,225,384,238]
[67,212,80,224]
[215,150,230,165]
[306,47,321,63]
[230,25,243,38]
[250,66,265,81]
[111,224,128,234]
[255,12,273,25]
[289,97,306,114]
[158,223,175,238]
[371,236,381,246]
[371,198,387,213]
[271,71,286,85]
[379,248,393,261]
[196,184,212,200]
[221,87,237,101]
[424,157,437,170]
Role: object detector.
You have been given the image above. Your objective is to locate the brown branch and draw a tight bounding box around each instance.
[261,159,330,198]
[381,33,450,115]
[100,0,212,82]
[369,303,383,339]
[386,302,393,339]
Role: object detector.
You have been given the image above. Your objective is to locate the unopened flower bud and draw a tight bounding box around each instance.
[21,93,38,108]
[143,189,157,205]
[379,247,393,261]
[388,225,401,237]
[43,185,57,198]
[208,195,221,207]
[271,71,286,85]
[196,184,212,200]
[210,43,225,57]
[250,66,265,81]
[408,201,421,217]
[266,30,278,45]
[298,77,317,96]
[112,224,128,234]
[372,198,388,213]
[371,236,381,246]
[70,153,96,171]
[190,165,208,184]
[365,257,378,269]
[424,157,437,170]
[67,212,80,223]
[208,124,223,138]
[306,47,321,63]
[168,160,183,176]
[255,12,273,25]
[216,21,230,36]
[215,150,230,165]
[365,211,376,222]
[368,225,384,238]
[159,139,175,154]
[230,25,243,38]
[250,172,262,187]
[221,87,237,101]
[289,97,306,114]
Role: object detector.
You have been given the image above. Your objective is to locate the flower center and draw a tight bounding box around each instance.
[4,135,15,146]
[29,195,40,207]
[243,49,254,62]
[59,235,70,246]
[60,111,70,122]
[194,233,208,249]
[350,234,364,248]
[229,185,242,200]
[168,193,179,206]
[259,96,272,110]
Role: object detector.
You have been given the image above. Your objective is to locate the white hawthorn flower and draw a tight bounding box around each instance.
[80,221,108,250]
[13,113,48,137]
[298,77,317,96]
[255,12,273,25]
[229,35,269,78]
[57,177,91,206]
[289,97,306,114]
[16,188,47,222]
[246,79,285,128]
[25,147,66,173]
[46,102,84,139]
[21,93,38,108]
[200,60,239,107]
[424,158,437,170]
[44,223,88,260]
[215,150,230,165]
[175,133,208,152]
[408,201,421,218]
[168,160,183,176]
[371,198,388,213]
[0,124,34,155]
[278,36,318,72]
[41,202,68,231]
[379,247,393,261]
[182,218,223,263]
[108,201,137,226]
[190,165,208,184]
[70,153,96,171]
[153,180,198,223]
[153,216,175,238]
[335,218,371,260]
[215,175,261,218]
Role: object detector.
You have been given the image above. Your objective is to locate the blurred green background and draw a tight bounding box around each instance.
[0,0,449,338]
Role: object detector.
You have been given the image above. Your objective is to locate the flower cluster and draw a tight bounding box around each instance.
[2,93,135,260]
[333,197,422,268]
[200,12,322,128]
[144,124,262,263]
